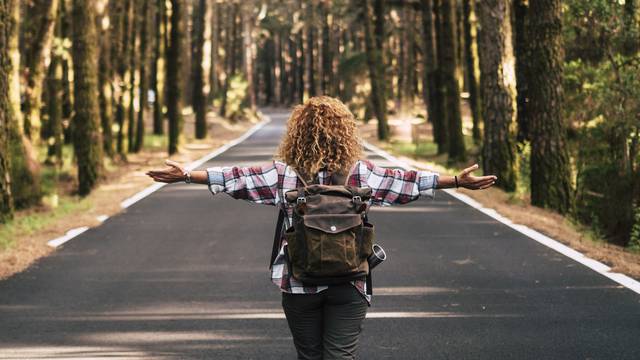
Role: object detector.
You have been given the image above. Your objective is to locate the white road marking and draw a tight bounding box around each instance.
[96,214,109,222]
[47,227,90,248]
[362,140,640,296]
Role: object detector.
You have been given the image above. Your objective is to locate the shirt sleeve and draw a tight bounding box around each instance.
[359,159,439,206]
[206,161,283,205]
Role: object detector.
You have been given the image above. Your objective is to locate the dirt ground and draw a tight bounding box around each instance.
[359,120,640,281]
[0,112,256,280]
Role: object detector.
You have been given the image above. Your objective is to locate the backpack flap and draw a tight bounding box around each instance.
[303,214,363,234]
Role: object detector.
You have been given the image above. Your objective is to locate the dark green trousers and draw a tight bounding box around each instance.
[282,283,368,360]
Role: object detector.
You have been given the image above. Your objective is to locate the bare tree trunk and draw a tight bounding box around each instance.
[72,0,104,196]
[432,0,449,153]
[135,0,149,151]
[362,0,388,140]
[167,0,184,154]
[439,0,466,162]
[151,0,164,135]
[421,0,444,149]
[526,0,573,213]
[208,1,220,101]
[462,0,481,143]
[127,1,138,153]
[241,4,256,110]
[1,0,15,222]
[513,0,529,142]
[192,0,206,138]
[97,2,114,158]
[7,0,41,208]
[115,0,131,155]
[22,0,59,142]
[477,0,517,190]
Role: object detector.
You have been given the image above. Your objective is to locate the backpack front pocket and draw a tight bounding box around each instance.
[302,214,362,275]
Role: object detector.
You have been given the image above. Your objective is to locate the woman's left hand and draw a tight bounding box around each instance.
[146,160,187,183]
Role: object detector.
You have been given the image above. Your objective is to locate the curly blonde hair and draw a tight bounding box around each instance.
[277,96,362,180]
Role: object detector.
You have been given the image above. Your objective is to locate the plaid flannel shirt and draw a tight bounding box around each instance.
[207,159,439,303]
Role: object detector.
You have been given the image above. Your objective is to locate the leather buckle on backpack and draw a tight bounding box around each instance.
[352,195,362,202]
[297,196,307,204]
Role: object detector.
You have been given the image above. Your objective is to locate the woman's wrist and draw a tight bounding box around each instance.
[435,175,457,189]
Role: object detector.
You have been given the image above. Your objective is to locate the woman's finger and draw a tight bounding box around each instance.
[460,163,479,176]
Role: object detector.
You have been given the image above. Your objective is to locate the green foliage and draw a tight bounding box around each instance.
[628,205,640,251]
[225,74,253,121]
[564,46,640,246]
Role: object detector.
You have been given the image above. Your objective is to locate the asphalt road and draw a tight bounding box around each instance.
[1,110,639,359]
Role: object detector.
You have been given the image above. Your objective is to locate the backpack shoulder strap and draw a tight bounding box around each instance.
[269,207,286,269]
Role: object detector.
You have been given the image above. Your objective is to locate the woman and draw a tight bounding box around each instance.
[146,96,497,360]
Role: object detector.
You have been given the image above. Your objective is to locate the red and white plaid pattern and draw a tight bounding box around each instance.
[207,159,439,303]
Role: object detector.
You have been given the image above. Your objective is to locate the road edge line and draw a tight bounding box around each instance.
[46,115,272,249]
[362,140,640,295]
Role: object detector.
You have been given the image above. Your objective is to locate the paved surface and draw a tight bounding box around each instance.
[1,110,639,359]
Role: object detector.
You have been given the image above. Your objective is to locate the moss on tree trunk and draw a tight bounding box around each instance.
[71,0,103,196]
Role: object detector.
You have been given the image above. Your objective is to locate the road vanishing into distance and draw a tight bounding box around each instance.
[1,110,639,359]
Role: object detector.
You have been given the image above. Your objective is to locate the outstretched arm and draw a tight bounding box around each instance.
[361,160,496,206]
[436,164,497,190]
[146,160,209,184]
[146,160,282,205]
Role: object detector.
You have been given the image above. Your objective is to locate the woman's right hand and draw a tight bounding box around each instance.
[146,160,187,183]
[457,164,497,190]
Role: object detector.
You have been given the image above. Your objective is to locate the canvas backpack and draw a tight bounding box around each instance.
[270,167,375,287]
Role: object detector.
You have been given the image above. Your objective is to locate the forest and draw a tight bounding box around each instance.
[0,0,639,250]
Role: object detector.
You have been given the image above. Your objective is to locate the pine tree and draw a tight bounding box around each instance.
[71,0,104,195]
[0,0,15,222]
[439,0,465,162]
[167,0,184,154]
[192,0,207,139]
[477,0,517,191]
[525,0,573,213]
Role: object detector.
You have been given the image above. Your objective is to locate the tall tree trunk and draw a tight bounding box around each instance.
[433,0,449,153]
[208,1,220,101]
[241,4,256,110]
[115,0,131,155]
[22,0,59,142]
[1,0,15,222]
[513,0,529,142]
[305,1,316,97]
[439,0,466,162]
[192,0,206,138]
[220,3,239,118]
[72,0,104,196]
[296,30,304,103]
[525,0,573,213]
[135,0,149,152]
[7,0,41,208]
[362,0,388,140]
[127,1,138,153]
[97,3,114,158]
[477,0,517,191]
[151,0,164,135]
[167,0,184,154]
[46,51,63,166]
[320,1,332,95]
[421,0,444,150]
[462,0,481,143]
